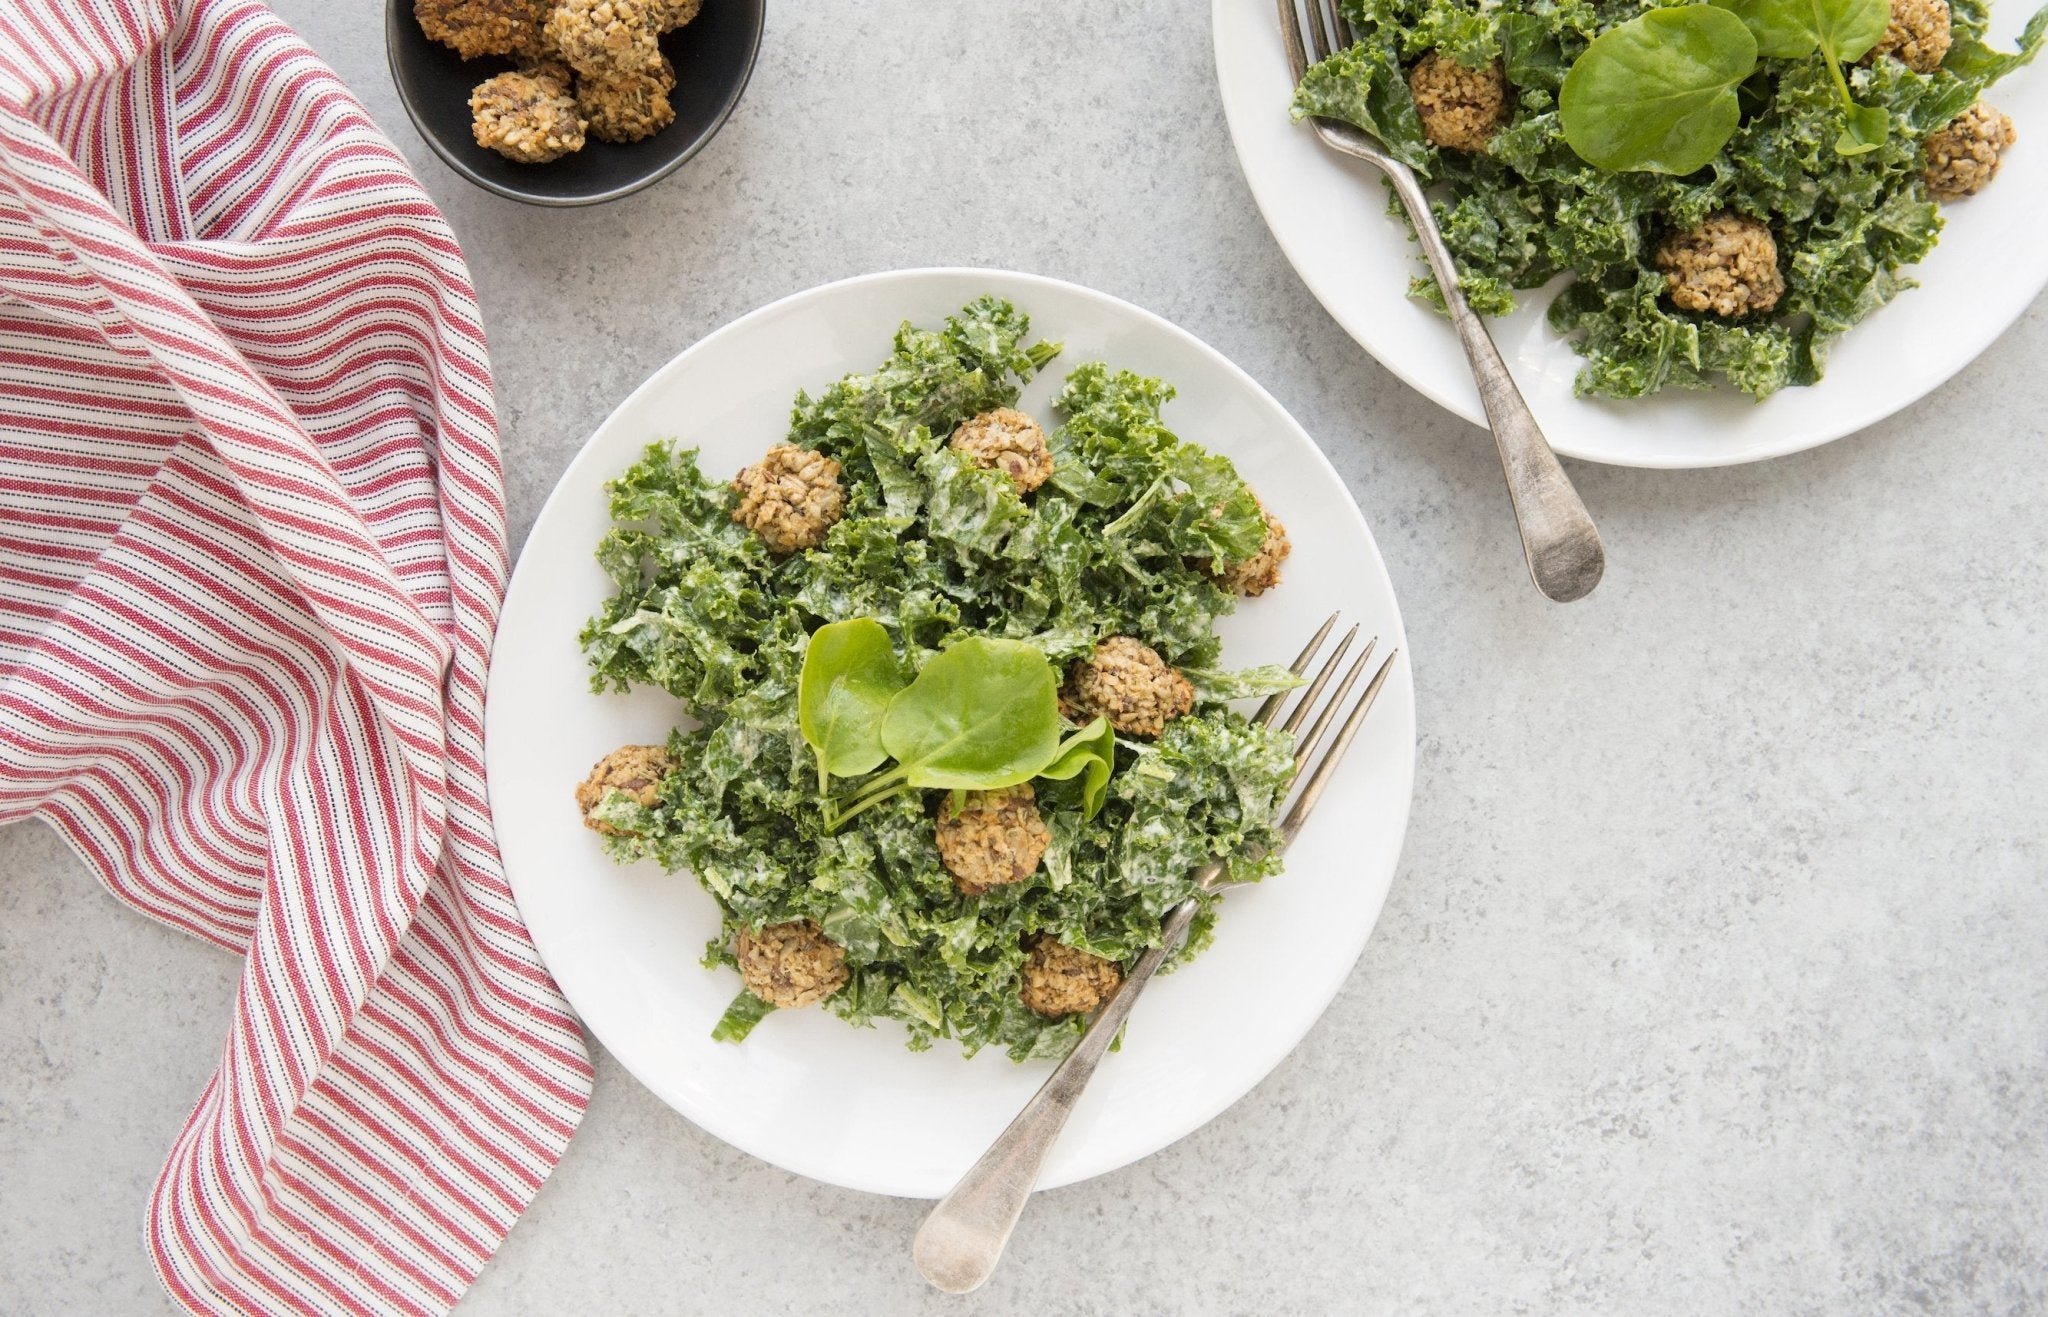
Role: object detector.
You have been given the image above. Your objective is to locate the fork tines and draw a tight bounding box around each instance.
[1278,0,1358,81]
[1256,612,1397,848]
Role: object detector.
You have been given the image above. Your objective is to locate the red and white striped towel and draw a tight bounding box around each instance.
[0,1,593,1312]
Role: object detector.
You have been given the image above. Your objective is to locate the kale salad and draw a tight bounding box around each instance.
[1293,0,2048,398]
[574,298,1303,1061]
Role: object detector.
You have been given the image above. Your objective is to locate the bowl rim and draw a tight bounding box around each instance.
[382,0,764,208]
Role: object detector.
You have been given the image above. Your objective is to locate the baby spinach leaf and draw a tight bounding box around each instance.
[1818,55,1889,155]
[1836,100,1891,154]
[1815,0,1891,58]
[1716,0,1890,59]
[1560,6,1758,175]
[880,637,1062,789]
[1715,0,1823,56]
[1036,716,1115,820]
[822,631,1069,830]
[799,618,907,786]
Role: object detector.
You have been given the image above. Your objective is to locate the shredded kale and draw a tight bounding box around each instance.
[1292,0,2047,398]
[578,298,1297,1061]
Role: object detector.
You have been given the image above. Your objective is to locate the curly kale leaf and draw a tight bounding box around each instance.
[1292,41,1437,173]
[578,443,787,708]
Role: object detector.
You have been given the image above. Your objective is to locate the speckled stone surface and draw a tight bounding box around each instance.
[5,1,2046,1312]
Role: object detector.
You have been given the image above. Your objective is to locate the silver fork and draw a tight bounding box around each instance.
[1279,0,1605,604]
[912,613,1399,1293]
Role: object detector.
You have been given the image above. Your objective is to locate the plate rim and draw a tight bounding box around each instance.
[489,265,1419,1196]
[1209,0,2048,469]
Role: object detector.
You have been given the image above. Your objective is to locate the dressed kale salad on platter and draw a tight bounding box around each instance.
[1293,0,2047,398]
[572,298,1304,1062]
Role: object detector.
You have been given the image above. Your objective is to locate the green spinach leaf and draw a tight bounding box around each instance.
[798,618,908,788]
[1036,716,1115,820]
[1560,7,1758,174]
[1836,100,1892,154]
[879,637,1062,789]
[1715,0,1890,59]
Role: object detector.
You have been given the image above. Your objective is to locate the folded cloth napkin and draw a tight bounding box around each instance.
[0,2,593,1312]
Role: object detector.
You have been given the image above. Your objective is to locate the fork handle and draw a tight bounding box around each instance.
[911,897,1200,1294]
[1377,163,1605,603]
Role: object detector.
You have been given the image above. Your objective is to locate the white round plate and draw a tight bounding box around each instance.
[486,269,1415,1198]
[1214,0,2048,468]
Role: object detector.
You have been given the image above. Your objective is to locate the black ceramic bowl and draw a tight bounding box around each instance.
[385,0,762,206]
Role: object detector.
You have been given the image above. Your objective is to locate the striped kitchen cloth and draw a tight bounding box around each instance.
[0,1,593,1313]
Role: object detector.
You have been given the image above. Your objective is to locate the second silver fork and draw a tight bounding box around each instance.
[1279,0,1605,604]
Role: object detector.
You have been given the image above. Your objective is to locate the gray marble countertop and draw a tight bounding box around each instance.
[5,2,2045,1313]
